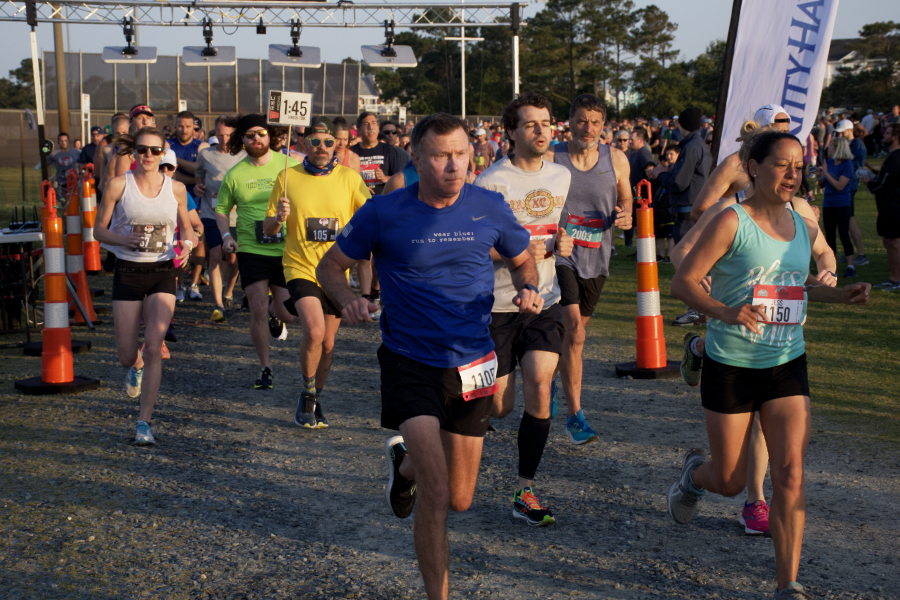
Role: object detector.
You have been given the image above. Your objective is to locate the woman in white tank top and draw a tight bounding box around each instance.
[94,127,196,446]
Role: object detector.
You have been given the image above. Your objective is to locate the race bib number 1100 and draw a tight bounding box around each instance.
[458,351,498,401]
[753,285,804,325]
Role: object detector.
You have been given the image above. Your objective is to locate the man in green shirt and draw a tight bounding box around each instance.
[215,114,297,390]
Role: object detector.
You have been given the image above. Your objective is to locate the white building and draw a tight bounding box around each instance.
[358,75,404,116]
[824,38,887,88]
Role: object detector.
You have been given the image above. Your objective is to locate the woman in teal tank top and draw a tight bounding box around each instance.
[668,132,872,599]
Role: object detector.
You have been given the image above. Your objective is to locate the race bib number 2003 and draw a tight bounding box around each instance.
[753,285,804,325]
[565,215,604,248]
[458,351,498,401]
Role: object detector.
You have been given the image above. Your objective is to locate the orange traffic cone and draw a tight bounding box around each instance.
[616,180,679,379]
[64,170,101,326]
[81,165,102,273]
[16,185,100,394]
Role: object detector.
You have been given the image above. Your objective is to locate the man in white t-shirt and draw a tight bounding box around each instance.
[475,92,573,528]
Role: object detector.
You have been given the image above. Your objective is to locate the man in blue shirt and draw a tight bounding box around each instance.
[317,113,540,600]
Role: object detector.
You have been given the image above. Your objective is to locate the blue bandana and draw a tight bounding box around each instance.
[303,155,338,176]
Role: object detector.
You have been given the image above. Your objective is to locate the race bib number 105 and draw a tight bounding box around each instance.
[306,218,340,243]
[753,285,804,325]
[458,351,498,401]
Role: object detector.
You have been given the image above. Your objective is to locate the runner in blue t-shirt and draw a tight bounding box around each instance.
[317,113,540,600]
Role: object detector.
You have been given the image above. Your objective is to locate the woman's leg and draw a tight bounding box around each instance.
[822,206,838,255]
[137,292,176,422]
[836,206,856,266]
[113,300,145,370]
[759,395,811,591]
[690,410,755,498]
[745,412,769,503]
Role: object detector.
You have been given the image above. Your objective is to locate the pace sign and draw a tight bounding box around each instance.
[268,90,312,127]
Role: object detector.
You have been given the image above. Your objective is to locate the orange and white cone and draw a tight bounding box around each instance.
[615,180,679,379]
[16,185,99,394]
[65,170,99,325]
[81,165,102,273]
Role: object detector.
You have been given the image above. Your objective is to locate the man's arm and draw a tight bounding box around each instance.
[174,142,209,178]
[382,171,406,195]
[659,143,699,193]
[501,249,543,315]
[690,152,748,221]
[610,147,634,230]
[318,244,379,324]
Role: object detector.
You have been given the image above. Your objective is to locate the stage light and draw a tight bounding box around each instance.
[102,17,157,64]
[269,20,321,68]
[182,19,237,66]
[361,20,417,68]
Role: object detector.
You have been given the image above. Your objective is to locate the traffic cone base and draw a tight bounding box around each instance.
[15,375,100,395]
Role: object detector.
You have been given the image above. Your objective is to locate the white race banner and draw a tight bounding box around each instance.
[718,0,839,164]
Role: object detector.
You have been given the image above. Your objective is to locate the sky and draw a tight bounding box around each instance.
[0,0,894,83]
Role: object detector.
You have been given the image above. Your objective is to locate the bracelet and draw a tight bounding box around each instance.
[184,240,194,248]
[523,283,539,294]
[222,232,232,238]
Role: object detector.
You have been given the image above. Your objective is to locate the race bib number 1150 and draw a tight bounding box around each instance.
[753,285,804,325]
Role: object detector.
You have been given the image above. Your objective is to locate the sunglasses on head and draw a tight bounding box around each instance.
[308,138,335,148]
[244,129,269,140]
[136,145,164,156]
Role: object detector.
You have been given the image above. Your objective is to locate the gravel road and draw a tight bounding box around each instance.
[1,273,898,600]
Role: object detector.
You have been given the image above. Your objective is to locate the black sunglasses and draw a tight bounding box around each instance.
[381,130,399,135]
[773,118,791,124]
[159,164,176,172]
[136,145,164,156]
[308,138,335,148]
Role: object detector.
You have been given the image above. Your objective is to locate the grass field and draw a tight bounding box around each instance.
[592,182,899,446]
[0,167,44,226]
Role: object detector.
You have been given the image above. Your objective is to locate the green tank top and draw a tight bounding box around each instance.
[705,204,810,369]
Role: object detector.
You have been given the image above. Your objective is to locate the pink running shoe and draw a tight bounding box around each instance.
[739,500,770,535]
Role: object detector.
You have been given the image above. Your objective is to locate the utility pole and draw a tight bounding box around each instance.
[52,4,69,135]
[446,2,483,120]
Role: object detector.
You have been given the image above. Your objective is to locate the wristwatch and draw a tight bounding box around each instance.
[523,283,539,294]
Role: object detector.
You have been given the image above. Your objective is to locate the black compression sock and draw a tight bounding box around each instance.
[518,410,551,481]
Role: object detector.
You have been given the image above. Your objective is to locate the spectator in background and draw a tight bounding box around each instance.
[669,115,683,144]
[78,126,105,168]
[836,119,869,266]
[472,128,495,174]
[48,132,81,196]
[818,136,857,278]
[613,131,631,158]
[888,105,900,124]
[624,127,654,248]
[861,109,875,134]
[864,123,900,290]
[657,107,711,245]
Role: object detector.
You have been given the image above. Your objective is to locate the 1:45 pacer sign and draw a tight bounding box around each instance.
[268,90,313,127]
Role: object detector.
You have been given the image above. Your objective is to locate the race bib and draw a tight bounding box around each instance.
[306,218,340,243]
[210,192,217,209]
[752,285,805,325]
[458,351,499,401]
[131,224,168,253]
[565,215,604,248]
[523,223,558,241]
[475,155,485,166]
[360,163,380,187]
[254,220,284,244]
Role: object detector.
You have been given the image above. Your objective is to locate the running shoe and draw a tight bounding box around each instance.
[610,247,617,257]
[165,323,178,343]
[680,332,702,388]
[566,410,599,445]
[254,366,274,390]
[134,420,155,446]
[854,254,869,266]
[667,449,706,524]
[773,582,812,599]
[672,308,708,326]
[739,500,771,535]
[189,283,203,301]
[314,401,329,429]
[658,256,671,264]
[223,296,234,317]
[873,279,897,289]
[843,265,857,278]
[200,271,210,285]
[884,281,900,292]
[550,377,559,419]
[241,296,250,313]
[210,306,227,322]
[125,364,144,398]
[176,286,185,303]
[385,435,416,518]
[268,316,287,340]
[294,392,317,428]
[161,341,170,360]
[349,273,360,290]
[512,487,555,526]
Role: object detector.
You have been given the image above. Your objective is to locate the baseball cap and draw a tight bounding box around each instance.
[208,136,219,145]
[193,118,203,129]
[160,149,177,168]
[475,128,486,136]
[834,119,853,132]
[671,115,678,120]
[754,104,791,126]
[129,105,153,120]
[90,126,103,135]
[307,116,336,137]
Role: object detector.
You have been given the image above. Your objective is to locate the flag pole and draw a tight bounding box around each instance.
[710,0,743,166]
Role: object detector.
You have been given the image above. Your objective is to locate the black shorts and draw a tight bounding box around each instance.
[285,278,341,317]
[700,353,810,414]
[378,344,493,438]
[556,265,606,317]
[237,252,286,290]
[112,259,177,301]
[490,303,564,378]
[877,214,900,239]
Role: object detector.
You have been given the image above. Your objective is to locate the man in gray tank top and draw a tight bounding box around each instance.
[551,94,633,445]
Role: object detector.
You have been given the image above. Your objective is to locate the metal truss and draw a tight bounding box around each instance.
[0,1,523,28]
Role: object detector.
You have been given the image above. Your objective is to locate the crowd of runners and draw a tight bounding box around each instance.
[56,86,899,600]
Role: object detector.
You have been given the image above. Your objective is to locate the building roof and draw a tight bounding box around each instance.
[828,38,888,62]
[360,75,378,97]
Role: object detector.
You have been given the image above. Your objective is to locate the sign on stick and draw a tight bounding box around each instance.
[268,90,313,127]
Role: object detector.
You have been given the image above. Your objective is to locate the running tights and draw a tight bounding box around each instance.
[823,205,855,258]
[518,410,551,481]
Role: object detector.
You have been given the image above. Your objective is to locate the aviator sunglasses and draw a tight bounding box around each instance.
[135,145,165,156]
[244,129,269,140]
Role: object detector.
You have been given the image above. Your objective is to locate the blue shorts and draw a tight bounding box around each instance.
[201,218,223,249]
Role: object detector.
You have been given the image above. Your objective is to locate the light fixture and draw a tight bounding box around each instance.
[102,17,158,64]
[360,20,417,68]
[182,19,237,66]
[256,18,267,35]
[269,20,322,68]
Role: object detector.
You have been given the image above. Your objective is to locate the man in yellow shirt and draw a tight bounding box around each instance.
[265,117,371,429]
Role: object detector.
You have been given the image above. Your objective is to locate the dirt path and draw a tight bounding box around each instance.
[1,274,898,600]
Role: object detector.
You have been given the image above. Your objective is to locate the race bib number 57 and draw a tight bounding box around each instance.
[753,285,804,325]
[131,224,167,253]
[458,351,498,401]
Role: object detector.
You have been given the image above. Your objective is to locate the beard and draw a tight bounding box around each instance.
[245,143,268,158]
[572,137,598,150]
[309,152,332,168]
